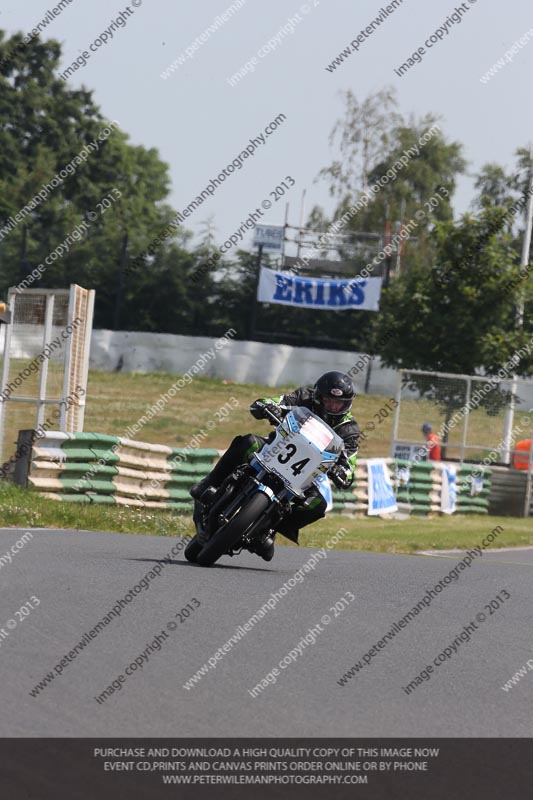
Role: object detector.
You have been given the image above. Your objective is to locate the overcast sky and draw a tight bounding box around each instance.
[4,0,533,252]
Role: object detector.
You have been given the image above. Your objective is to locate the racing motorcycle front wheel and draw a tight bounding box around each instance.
[184,535,203,563]
[196,491,271,567]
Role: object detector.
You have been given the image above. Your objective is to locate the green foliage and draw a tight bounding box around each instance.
[318,87,402,199]
[312,87,533,401]
[377,204,533,393]
[316,88,466,240]
[0,28,211,332]
[472,163,519,211]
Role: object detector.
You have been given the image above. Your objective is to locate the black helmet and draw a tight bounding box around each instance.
[313,371,355,426]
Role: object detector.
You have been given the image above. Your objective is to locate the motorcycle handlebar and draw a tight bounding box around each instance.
[263,406,284,425]
[252,400,284,425]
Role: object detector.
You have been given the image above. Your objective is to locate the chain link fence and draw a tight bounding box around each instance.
[391,369,533,465]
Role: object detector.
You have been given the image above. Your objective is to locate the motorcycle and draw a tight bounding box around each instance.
[185,403,344,567]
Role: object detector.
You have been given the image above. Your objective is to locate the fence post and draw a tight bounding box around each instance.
[523,438,533,518]
[37,294,55,428]
[12,429,35,487]
[390,370,402,457]
[460,377,471,464]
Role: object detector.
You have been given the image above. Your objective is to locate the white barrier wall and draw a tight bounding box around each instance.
[88,329,400,395]
[4,325,533,402]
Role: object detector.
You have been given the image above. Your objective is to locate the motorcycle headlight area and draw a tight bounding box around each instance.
[254,411,340,495]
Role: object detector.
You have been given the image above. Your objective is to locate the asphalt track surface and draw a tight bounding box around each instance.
[1,526,532,737]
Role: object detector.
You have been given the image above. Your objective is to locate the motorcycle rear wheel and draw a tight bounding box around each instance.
[196,492,270,567]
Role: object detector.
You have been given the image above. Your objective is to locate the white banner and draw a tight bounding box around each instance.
[257,267,382,311]
[440,464,457,514]
[367,459,398,515]
[393,444,419,461]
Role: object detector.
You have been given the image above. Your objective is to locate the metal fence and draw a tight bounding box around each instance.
[390,369,533,516]
[0,285,94,466]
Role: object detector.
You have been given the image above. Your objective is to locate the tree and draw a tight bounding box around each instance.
[307,88,467,307]
[374,204,533,441]
[379,205,533,372]
[316,89,466,235]
[363,117,465,228]
[318,87,402,199]
[472,163,518,211]
[0,29,196,332]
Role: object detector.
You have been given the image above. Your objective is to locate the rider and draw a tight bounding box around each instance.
[190,371,360,561]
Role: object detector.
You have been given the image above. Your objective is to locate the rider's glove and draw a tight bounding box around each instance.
[250,399,282,424]
[330,462,353,490]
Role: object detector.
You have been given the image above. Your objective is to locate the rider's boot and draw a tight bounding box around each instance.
[275,520,300,544]
[275,495,326,544]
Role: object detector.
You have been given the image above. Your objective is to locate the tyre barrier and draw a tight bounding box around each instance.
[19,432,491,516]
[19,431,219,509]
[391,460,492,516]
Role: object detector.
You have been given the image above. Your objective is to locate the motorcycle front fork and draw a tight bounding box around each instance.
[200,467,294,548]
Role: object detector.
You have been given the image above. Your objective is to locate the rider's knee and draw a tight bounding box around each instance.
[315,499,327,517]
[233,433,255,447]
[231,433,257,456]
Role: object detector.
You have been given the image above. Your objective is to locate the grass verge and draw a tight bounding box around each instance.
[2,369,531,555]
[1,482,531,555]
